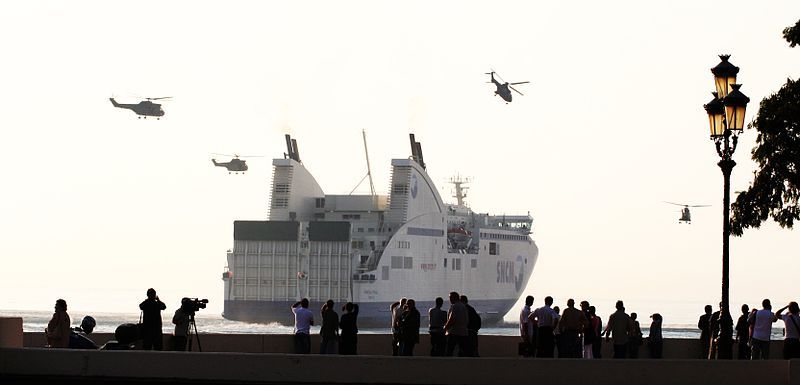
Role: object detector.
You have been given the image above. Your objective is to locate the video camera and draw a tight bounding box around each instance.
[181,298,209,313]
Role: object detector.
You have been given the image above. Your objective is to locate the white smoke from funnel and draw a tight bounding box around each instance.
[408,96,428,134]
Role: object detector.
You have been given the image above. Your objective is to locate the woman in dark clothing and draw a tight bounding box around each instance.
[339,302,359,355]
[399,299,421,356]
[648,313,663,358]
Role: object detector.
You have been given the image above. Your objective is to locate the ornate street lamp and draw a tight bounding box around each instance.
[703,55,750,318]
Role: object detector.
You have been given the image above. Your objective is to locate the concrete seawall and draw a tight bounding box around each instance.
[5,326,800,384]
[2,348,799,385]
[22,332,789,359]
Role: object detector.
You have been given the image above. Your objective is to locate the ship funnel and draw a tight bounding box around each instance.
[291,138,301,163]
[284,134,301,163]
[408,133,426,170]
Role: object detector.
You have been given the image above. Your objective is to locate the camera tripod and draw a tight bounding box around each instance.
[187,313,202,352]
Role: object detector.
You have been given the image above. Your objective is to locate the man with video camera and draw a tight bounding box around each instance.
[172,298,191,351]
[173,297,208,351]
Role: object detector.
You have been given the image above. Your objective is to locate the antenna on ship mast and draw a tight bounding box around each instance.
[349,129,376,197]
[448,175,471,206]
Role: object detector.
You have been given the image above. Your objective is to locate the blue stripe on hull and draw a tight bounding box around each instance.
[224,298,518,328]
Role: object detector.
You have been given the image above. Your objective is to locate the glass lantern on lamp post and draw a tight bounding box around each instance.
[703,55,750,321]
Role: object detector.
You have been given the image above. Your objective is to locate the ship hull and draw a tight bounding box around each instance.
[224,298,520,328]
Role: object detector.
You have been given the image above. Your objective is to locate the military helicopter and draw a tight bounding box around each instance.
[664,202,711,224]
[109,97,170,119]
[486,71,529,103]
[211,154,258,174]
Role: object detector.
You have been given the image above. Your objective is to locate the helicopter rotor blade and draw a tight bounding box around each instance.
[689,205,711,207]
[663,201,685,206]
[211,153,264,158]
[510,81,530,85]
[509,86,524,96]
[147,96,173,101]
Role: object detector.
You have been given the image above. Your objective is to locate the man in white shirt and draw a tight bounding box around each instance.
[291,298,314,354]
[519,295,534,357]
[532,296,557,358]
[390,298,407,356]
[748,298,778,359]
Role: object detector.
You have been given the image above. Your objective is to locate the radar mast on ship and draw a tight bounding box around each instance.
[448,175,471,207]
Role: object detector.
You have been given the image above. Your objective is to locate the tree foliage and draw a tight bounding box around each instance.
[730,20,800,235]
[784,19,800,47]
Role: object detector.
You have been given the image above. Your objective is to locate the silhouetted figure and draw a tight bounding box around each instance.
[462,295,481,357]
[604,300,633,359]
[519,295,535,357]
[45,299,71,348]
[558,299,587,358]
[735,304,751,359]
[698,305,713,359]
[172,299,190,351]
[429,297,447,356]
[390,298,406,356]
[552,305,562,357]
[291,298,314,354]
[69,316,98,349]
[647,313,663,358]
[532,296,557,358]
[444,291,468,356]
[580,301,595,359]
[775,301,800,359]
[749,299,778,359]
[102,323,139,350]
[320,299,339,354]
[399,299,421,356]
[629,312,644,358]
[590,306,602,359]
[339,302,359,355]
[139,288,166,350]
[709,302,734,359]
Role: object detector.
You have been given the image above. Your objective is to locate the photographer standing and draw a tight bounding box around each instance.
[172,298,191,351]
[139,288,166,350]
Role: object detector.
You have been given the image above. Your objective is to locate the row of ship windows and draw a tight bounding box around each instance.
[389,256,478,271]
[481,233,528,241]
[232,279,348,286]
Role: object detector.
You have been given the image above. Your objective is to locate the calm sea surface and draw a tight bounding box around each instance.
[5,309,786,340]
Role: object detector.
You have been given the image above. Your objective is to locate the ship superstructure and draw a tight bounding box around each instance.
[222,134,539,326]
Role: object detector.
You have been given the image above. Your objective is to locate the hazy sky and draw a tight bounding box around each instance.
[1,1,798,324]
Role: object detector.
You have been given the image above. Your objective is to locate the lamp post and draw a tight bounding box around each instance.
[703,55,750,316]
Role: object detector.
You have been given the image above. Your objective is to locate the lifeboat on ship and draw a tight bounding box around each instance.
[447,226,472,249]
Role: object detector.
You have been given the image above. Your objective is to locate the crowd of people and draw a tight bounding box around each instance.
[290,297,360,355]
[518,296,660,359]
[43,291,800,360]
[290,291,481,356]
[44,288,198,351]
[698,299,800,360]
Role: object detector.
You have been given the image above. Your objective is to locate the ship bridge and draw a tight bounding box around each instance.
[484,214,533,234]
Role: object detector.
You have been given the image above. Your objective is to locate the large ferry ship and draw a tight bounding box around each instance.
[222,134,539,326]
